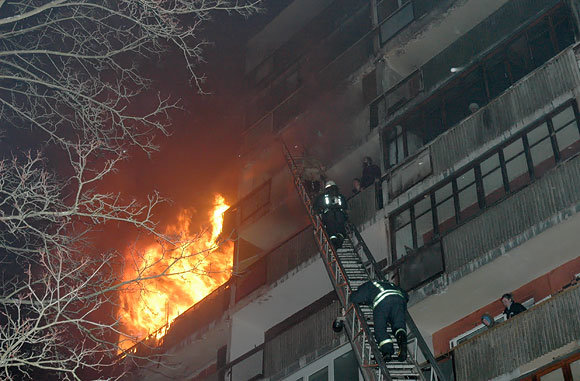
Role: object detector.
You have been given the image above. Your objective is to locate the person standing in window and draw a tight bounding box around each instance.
[360,157,381,188]
[501,293,527,319]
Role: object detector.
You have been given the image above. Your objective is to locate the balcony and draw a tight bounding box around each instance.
[453,284,580,381]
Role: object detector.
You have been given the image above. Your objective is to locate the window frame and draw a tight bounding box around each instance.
[389,100,580,262]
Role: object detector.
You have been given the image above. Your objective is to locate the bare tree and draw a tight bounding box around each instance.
[0,0,260,379]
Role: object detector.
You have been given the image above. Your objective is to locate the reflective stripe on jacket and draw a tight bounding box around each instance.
[372,281,404,308]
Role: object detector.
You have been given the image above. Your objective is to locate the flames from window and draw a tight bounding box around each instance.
[117,195,233,351]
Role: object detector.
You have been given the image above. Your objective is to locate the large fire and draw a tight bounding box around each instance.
[118,194,233,351]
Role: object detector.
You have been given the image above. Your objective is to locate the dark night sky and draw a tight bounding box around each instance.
[109,1,293,230]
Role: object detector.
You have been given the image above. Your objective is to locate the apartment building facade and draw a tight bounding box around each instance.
[128,0,580,380]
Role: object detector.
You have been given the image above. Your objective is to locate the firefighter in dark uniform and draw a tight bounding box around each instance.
[350,279,409,362]
[314,181,347,249]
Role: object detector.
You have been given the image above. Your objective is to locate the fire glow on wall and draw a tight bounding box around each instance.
[117,195,233,351]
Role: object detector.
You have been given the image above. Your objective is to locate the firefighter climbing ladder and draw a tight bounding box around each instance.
[282,143,447,381]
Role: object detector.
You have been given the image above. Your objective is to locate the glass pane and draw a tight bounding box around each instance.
[556,122,580,157]
[571,358,580,380]
[456,169,475,190]
[414,195,431,216]
[527,122,549,146]
[458,183,479,220]
[416,210,434,248]
[389,139,397,167]
[395,224,413,259]
[530,138,555,177]
[503,139,524,161]
[506,154,530,190]
[377,0,400,23]
[394,210,410,229]
[435,183,453,203]
[539,367,565,381]
[334,350,359,381]
[437,198,456,233]
[397,134,405,163]
[552,106,575,131]
[309,366,328,381]
[483,168,505,204]
[480,154,501,176]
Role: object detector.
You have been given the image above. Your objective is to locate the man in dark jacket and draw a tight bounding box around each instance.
[350,279,409,362]
[360,157,381,188]
[501,293,527,319]
[314,181,348,249]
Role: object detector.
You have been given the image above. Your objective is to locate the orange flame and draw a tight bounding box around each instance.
[117,194,232,351]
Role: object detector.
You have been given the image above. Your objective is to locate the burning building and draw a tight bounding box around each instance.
[125,0,580,380]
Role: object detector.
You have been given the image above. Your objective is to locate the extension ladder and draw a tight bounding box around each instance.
[281,143,447,381]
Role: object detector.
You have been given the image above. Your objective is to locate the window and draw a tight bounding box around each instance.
[390,101,580,261]
[414,196,434,248]
[309,366,328,381]
[394,210,413,260]
[503,138,530,191]
[552,6,575,52]
[387,125,405,167]
[457,169,479,220]
[506,35,533,83]
[539,368,565,381]
[528,19,555,69]
[480,153,505,205]
[571,358,580,380]
[333,351,358,381]
[527,122,555,178]
[552,106,580,160]
[485,54,511,99]
[377,0,400,23]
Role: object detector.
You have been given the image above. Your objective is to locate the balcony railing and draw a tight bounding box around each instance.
[453,284,580,381]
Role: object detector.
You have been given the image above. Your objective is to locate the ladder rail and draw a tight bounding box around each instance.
[283,144,390,381]
[347,218,447,381]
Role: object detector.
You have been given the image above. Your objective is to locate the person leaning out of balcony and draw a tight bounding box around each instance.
[360,156,381,189]
[314,180,348,249]
[501,293,527,319]
[350,278,409,363]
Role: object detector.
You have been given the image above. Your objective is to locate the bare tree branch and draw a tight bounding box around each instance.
[0,0,261,379]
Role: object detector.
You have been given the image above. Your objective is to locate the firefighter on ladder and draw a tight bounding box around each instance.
[350,278,409,362]
[314,180,348,249]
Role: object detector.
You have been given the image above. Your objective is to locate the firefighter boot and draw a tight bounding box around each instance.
[395,331,407,362]
[379,341,394,363]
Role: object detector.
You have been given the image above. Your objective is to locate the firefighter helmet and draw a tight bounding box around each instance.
[325,180,336,189]
[332,318,344,333]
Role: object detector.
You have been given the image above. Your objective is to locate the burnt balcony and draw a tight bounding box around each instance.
[453,284,580,381]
